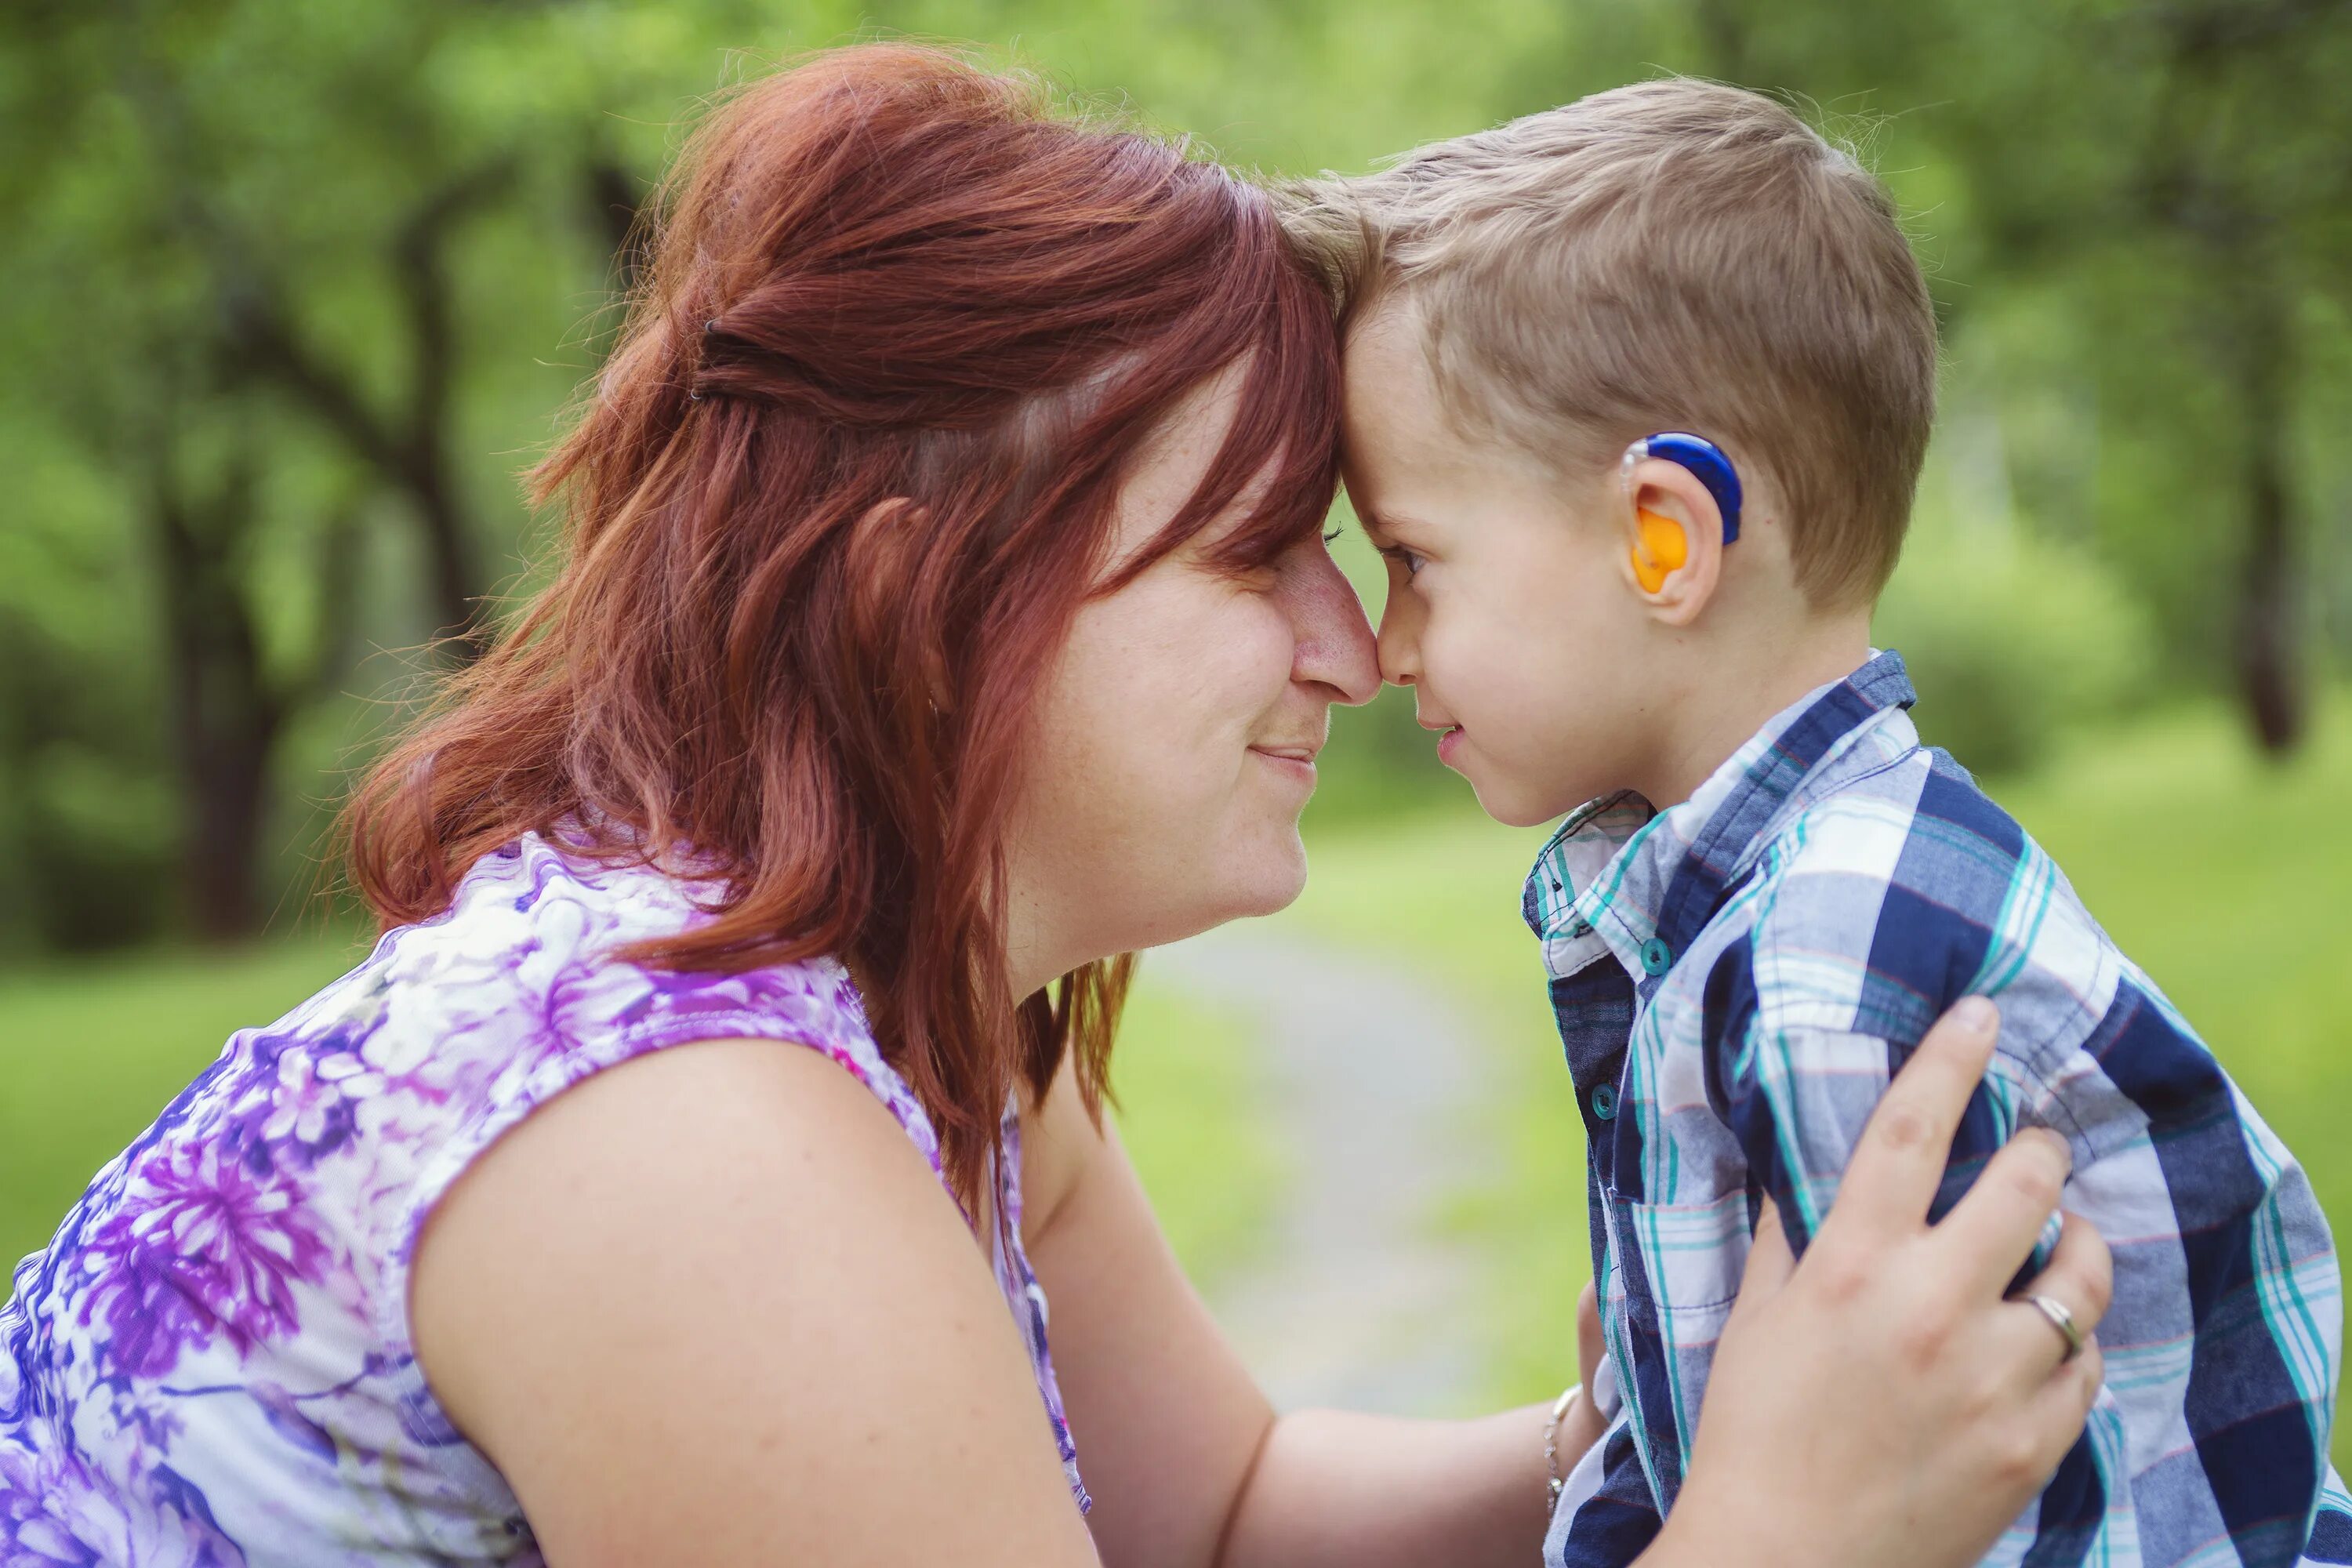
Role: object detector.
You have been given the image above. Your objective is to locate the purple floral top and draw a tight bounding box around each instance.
[0,833,1087,1566]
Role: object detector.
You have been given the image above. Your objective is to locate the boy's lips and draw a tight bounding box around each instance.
[1415,710,1466,765]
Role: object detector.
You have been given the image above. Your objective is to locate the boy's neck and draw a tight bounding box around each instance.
[1629,615,1874,811]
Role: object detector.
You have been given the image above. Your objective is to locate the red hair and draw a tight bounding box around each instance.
[343,45,1343,1204]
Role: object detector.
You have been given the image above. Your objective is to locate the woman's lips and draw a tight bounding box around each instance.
[1250,744,1319,785]
[1436,724,1466,766]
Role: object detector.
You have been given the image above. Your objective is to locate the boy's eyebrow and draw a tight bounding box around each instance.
[1356,503,1433,541]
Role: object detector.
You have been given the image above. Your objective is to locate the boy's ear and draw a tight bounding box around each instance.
[1618,456,1726,626]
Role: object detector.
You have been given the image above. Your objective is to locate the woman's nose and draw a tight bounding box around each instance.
[1283,542,1381,706]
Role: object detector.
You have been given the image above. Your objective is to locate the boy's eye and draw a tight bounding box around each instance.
[1378,544,1426,579]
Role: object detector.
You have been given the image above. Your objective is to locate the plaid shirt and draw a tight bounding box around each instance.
[1528,650,2350,1568]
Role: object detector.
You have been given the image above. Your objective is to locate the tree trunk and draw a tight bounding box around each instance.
[2227,283,2307,755]
[2234,411,2307,753]
[150,458,287,941]
[180,694,279,941]
[406,447,488,659]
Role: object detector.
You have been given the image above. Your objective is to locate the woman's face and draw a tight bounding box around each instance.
[1004,370,1380,992]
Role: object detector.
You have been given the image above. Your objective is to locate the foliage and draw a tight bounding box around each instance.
[2,0,2348,957]
[1875,512,2157,778]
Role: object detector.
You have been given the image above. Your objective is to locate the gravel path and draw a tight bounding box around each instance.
[1147,920,1504,1416]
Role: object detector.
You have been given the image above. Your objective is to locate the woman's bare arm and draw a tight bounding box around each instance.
[1018,1059,1555,1568]
[1029,996,2112,1568]
[411,1038,1102,1567]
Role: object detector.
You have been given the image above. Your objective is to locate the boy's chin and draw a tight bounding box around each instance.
[1463,771,1571,830]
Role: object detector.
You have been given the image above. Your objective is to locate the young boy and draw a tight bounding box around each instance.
[1286,80,2351,1567]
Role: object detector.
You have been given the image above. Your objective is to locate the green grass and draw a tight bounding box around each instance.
[1283,691,2352,1472]
[1283,808,1580,1403]
[1110,973,1285,1288]
[0,931,1279,1294]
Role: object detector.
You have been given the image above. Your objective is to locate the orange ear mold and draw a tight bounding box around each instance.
[1632,508,1688,593]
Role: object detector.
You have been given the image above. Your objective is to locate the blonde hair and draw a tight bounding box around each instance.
[1282,78,1937,608]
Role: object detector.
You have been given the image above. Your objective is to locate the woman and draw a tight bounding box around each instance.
[0,45,2111,1567]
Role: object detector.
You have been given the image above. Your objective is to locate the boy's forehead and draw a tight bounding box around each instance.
[1339,307,1448,466]
[1341,312,1559,514]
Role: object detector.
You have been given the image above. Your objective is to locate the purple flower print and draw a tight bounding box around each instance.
[0,1446,101,1566]
[76,1139,328,1380]
[252,1048,376,1161]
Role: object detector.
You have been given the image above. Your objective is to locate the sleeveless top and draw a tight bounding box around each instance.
[0,833,1087,1566]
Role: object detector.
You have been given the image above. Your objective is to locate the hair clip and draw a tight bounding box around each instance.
[1624,432,1744,545]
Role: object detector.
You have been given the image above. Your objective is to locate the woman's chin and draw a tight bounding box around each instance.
[1220,830,1310,919]
[1120,828,1309,953]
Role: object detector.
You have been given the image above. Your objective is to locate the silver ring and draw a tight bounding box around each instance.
[2025,1293,2085,1362]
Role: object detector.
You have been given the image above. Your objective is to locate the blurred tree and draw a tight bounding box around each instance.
[0,0,817,945]
[140,403,365,939]
[1577,0,2352,753]
[3,0,2346,955]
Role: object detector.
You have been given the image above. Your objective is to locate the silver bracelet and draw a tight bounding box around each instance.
[1543,1383,1583,1512]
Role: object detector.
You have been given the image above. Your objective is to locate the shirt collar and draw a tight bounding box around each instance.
[1523,649,1919,982]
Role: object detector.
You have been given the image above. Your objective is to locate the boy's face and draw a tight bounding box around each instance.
[1340,301,1659,827]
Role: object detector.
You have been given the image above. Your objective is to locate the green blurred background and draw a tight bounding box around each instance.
[2,0,2347,1456]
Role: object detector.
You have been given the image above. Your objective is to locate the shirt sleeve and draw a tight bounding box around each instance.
[1711,993,2346,1566]
[1708,1012,2055,1264]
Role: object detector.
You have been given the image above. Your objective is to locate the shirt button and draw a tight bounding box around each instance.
[1568,919,1593,938]
[1640,938,1672,975]
[1591,1083,1620,1121]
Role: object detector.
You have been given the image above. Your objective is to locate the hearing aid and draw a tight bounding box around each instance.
[1632,508,1688,593]
[1621,431,1744,591]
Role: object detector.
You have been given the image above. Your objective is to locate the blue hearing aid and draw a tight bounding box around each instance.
[1628,431,1744,545]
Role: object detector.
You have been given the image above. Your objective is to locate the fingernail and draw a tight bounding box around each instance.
[1953,996,1998,1034]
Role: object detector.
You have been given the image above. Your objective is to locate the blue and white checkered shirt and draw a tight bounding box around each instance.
[1529,650,2350,1568]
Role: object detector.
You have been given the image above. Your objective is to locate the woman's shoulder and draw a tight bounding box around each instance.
[0,836,949,1559]
[311,831,936,1210]
[368,832,895,1094]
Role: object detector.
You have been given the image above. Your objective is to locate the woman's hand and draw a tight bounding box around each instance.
[1653,997,2113,1568]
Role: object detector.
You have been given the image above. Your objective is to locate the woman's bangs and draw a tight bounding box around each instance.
[1199,267,1346,572]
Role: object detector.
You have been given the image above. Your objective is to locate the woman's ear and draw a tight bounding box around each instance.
[1618,456,1726,626]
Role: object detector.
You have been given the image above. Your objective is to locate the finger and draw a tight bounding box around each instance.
[1726,1195,1796,1328]
[2020,1332,2106,1478]
[1829,997,2001,1239]
[2020,1211,2115,1337]
[1981,1211,2114,1385]
[1933,1125,2074,1295]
